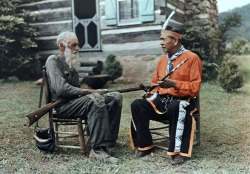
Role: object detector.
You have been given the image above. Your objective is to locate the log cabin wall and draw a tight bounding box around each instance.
[99,0,186,44]
[20,0,218,83]
[20,0,73,66]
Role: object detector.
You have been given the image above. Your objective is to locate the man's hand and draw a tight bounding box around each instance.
[82,89,108,95]
[158,78,176,88]
[142,92,152,98]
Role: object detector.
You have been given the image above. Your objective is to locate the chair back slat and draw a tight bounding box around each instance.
[42,66,51,104]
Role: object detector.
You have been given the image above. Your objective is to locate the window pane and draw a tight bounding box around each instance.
[118,0,140,24]
[74,0,96,19]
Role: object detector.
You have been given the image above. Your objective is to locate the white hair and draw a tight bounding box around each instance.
[56,31,77,46]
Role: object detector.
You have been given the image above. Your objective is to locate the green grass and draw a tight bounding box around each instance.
[0,56,250,174]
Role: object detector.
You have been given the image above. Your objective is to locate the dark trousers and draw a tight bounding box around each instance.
[131,98,194,156]
[56,92,122,148]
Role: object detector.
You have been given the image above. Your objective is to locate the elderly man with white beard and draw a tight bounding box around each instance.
[45,31,123,164]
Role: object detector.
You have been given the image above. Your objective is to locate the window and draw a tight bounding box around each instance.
[117,0,140,25]
[105,0,154,26]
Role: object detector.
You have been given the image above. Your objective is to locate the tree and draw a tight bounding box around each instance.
[0,0,39,80]
[218,12,242,60]
[182,25,219,81]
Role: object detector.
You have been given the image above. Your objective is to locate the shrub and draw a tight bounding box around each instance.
[183,26,216,62]
[227,37,250,55]
[0,0,39,80]
[103,54,123,83]
[229,37,248,55]
[218,55,244,92]
[240,43,250,55]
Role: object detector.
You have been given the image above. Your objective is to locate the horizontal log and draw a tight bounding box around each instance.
[78,72,89,78]
[78,66,102,74]
[31,21,72,37]
[78,67,94,73]
[27,7,72,23]
[19,0,71,11]
[80,60,103,67]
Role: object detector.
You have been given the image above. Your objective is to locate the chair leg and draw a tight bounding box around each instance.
[54,122,59,142]
[195,115,200,146]
[52,118,89,153]
[77,119,86,155]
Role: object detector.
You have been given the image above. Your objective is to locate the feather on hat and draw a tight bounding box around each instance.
[161,10,183,39]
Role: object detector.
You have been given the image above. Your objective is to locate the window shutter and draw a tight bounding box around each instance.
[140,0,154,22]
[105,0,117,25]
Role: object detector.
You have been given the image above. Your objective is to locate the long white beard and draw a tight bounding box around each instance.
[64,47,80,71]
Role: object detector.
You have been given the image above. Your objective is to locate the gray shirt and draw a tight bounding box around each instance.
[45,55,83,102]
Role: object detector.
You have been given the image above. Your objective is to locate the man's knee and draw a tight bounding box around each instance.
[107,92,123,106]
[88,93,106,108]
[131,99,143,110]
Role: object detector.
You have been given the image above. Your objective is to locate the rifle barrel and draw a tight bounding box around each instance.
[112,86,144,93]
[26,100,61,127]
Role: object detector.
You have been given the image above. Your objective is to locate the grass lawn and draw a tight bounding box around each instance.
[0,56,250,174]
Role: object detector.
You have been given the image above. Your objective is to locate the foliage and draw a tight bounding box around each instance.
[103,54,123,83]
[219,12,242,35]
[240,43,250,55]
[0,0,39,80]
[238,55,250,82]
[219,3,250,42]
[182,12,242,82]
[218,55,244,92]
[218,12,242,61]
[183,26,216,62]
[229,37,250,55]
[182,25,219,81]
[216,12,245,91]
